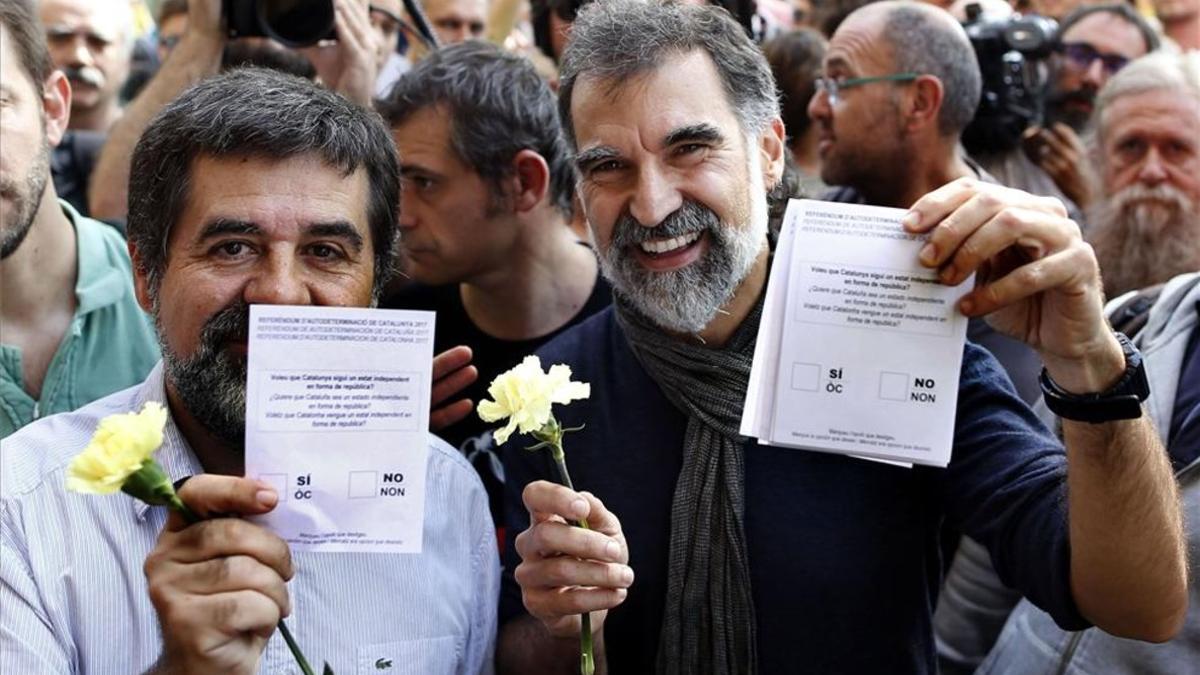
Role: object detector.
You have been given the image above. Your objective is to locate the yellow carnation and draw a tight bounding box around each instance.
[67,402,168,495]
[478,356,590,444]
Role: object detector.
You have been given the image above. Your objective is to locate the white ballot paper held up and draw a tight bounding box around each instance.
[742,199,973,467]
[245,305,434,553]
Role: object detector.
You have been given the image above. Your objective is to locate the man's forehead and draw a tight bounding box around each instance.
[1062,13,1147,58]
[824,12,890,73]
[392,106,464,170]
[180,154,370,230]
[40,0,125,36]
[428,0,486,18]
[570,50,740,152]
[1104,90,1200,139]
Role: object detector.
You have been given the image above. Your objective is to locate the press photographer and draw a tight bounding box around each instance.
[966,3,1158,216]
[88,0,382,222]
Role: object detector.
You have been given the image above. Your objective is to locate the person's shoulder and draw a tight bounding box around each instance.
[536,305,617,365]
[74,208,135,274]
[380,282,457,312]
[425,433,487,499]
[2,385,143,499]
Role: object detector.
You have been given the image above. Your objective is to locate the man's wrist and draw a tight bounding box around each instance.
[1041,331,1126,395]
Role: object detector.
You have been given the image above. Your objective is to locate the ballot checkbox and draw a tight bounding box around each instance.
[259,473,288,501]
[791,362,821,392]
[348,471,378,499]
[879,372,910,401]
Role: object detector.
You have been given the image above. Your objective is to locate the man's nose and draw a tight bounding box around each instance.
[67,35,94,68]
[1082,58,1106,89]
[807,88,830,124]
[1136,147,1169,186]
[243,256,312,306]
[628,164,683,228]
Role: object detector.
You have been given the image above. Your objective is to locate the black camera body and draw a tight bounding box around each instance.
[961,4,1058,154]
[224,0,336,48]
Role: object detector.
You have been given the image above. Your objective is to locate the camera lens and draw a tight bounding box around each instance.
[259,0,335,47]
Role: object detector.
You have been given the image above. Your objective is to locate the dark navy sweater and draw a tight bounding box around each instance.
[500,307,1087,674]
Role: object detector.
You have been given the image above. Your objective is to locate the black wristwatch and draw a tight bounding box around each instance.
[1040,332,1150,423]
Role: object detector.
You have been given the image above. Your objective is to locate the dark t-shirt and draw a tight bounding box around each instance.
[381,272,612,534]
[500,308,1086,674]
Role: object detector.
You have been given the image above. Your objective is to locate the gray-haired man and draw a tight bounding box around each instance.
[2,67,496,674]
[497,2,1186,674]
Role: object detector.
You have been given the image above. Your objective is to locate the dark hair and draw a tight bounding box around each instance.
[763,28,827,143]
[883,3,982,136]
[156,0,189,25]
[128,67,400,297]
[557,0,779,151]
[1056,3,1160,54]
[0,0,54,88]
[377,40,574,215]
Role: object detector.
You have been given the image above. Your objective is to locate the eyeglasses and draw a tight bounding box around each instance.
[1056,42,1130,76]
[814,72,922,106]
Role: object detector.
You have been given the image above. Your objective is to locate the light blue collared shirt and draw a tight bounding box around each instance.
[1,363,498,674]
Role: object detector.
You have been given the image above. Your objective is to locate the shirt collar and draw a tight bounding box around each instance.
[129,362,205,522]
[64,200,130,316]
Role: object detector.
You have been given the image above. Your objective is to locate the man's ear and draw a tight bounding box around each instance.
[42,71,71,148]
[508,149,551,214]
[129,241,155,313]
[758,117,787,189]
[905,75,943,134]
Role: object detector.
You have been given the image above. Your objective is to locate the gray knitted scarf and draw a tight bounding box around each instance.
[614,294,762,675]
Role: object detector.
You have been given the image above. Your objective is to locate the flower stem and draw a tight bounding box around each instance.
[550,446,595,675]
[166,494,322,674]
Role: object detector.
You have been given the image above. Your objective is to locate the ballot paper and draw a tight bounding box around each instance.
[244,305,434,553]
[742,199,973,467]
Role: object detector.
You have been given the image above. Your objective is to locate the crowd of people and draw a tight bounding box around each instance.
[1,0,1197,673]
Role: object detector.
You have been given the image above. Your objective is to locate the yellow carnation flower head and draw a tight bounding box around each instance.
[478,356,590,445]
[67,402,168,495]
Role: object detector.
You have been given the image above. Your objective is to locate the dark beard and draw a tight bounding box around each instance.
[1087,183,1200,298]
[0,141,49,259]
[159,300,251,450]
[1043,86,1096,133]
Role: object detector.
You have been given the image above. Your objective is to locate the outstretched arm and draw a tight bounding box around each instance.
[906,178,1187,641]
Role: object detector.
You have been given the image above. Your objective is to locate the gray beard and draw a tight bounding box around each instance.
[157,300,250,450]
[597,198,765,335]
[1087,182,1200,299]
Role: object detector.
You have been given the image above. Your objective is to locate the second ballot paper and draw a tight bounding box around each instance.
[742,199,973,467]
[245,305,434,553]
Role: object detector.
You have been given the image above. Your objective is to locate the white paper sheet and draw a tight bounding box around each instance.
[744,199,973,467]
[244,305,434,553]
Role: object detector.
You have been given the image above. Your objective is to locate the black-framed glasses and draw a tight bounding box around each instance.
[1056,42,1130,76]
[814,72,923,106]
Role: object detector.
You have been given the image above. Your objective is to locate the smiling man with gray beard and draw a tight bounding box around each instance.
[497,3,1188,675]
[1085,51,1200,299]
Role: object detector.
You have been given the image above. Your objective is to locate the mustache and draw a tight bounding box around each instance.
[1047,87,1096,108]
[610,200,721,248]
[1107,182,1196,223]
[61,65,104,88]
[196,300,251,359]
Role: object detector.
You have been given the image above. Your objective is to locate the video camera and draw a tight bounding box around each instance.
[223,0,336,48]
[960,4,1058,154]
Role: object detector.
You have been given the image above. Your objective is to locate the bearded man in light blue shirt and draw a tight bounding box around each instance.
[1,45,497,675]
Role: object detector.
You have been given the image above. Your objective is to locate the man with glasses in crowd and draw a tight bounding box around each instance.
[1019,3,1160,213]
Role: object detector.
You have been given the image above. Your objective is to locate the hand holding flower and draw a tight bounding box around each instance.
[144,475,296,675]
[67,403,328,675]
[480,356,630,675]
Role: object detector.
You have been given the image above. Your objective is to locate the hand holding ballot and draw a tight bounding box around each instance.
[145,475,292,675]
[512,481,633,639]
[903,177,1126,393]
